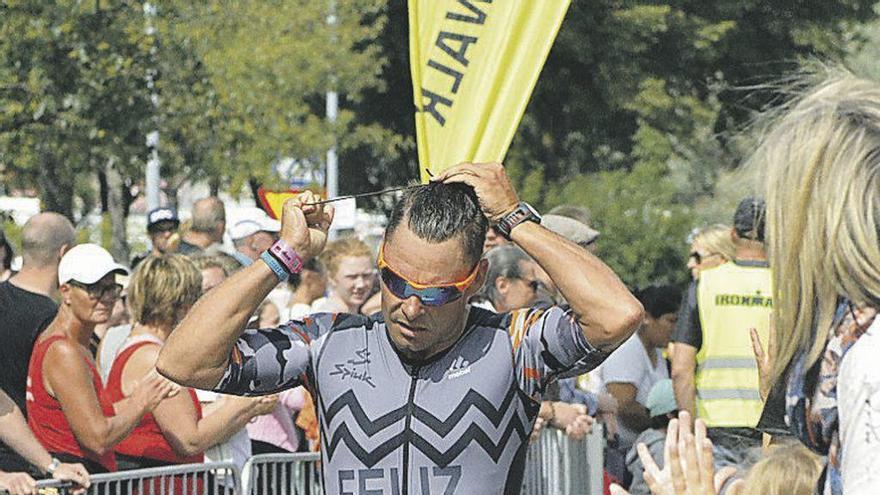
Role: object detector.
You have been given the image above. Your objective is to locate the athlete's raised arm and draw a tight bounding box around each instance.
[435,162,643,351]
[157,192,334,389]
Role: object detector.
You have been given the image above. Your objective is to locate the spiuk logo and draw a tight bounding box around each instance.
[329,348,376,388]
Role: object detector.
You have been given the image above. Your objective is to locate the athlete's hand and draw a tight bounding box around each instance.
[432,162,520,223]
[280,191,334,262]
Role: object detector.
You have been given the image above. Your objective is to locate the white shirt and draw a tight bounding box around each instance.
[310,296,347,313]
[195,389,252,474]
[97,324,133,382]
[281,303,313,322]
[600,333,668,448]
[838,318,880,494]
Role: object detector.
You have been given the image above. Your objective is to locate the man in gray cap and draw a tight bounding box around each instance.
[542,204,600,253]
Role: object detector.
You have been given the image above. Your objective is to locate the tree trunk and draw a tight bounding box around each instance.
[105,158,130,263]
[36,150,75,221]
[209,176,220,197]
[97,169,109,213]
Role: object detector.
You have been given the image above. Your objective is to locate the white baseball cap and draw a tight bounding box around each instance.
[58,244,129,285]
[229,209,281,241]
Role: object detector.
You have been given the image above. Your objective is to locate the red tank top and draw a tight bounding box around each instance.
[27,334,118,471]
[104,338,203,464]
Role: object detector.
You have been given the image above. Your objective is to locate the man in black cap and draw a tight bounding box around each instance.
[669,197,771,467]
[131,207,180,267]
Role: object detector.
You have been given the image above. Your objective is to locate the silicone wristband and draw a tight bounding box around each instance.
[268,239,305,275]
[260,251,289,282]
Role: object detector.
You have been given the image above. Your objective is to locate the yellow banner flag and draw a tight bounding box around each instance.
[409,0,571,181]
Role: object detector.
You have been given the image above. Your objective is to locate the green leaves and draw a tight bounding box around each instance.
[1,0,394,218]
[497,0,876,288]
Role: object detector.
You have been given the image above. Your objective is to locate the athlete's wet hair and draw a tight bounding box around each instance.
[386,182,488,266]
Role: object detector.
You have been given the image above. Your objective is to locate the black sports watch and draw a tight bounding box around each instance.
[495,202,541,240]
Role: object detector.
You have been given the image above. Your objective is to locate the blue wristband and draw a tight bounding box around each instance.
[260,251,289,282]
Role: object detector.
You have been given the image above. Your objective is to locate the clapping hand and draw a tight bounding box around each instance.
[610,411,743,495]
[749,326,774,401]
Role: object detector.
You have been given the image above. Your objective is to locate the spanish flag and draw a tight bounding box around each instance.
[409,0,571,181]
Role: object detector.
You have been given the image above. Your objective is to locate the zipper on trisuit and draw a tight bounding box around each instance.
[401,365,419,495]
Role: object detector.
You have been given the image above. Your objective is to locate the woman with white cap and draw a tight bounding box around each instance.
[26,244,174,473]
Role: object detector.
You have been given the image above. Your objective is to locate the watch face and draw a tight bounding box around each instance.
[498,202,541,240]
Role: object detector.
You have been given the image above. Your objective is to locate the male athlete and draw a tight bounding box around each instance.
[158,163,643,494]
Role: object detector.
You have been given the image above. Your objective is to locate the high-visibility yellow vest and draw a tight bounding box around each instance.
[695,261,772,428]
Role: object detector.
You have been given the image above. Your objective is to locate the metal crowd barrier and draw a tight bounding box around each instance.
[521,424,605,495]
[241,453,321,495]
[28,427,602,495]
[33,461,240,495]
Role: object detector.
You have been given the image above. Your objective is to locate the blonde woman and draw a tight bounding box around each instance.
[741,444,822,495]
[312,237,375,314]
[751,71,880,495]
[686,224,736,280]
[104,255,275,476]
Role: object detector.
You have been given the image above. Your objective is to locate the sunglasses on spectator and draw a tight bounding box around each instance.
[68,280,123,300]
[377,243,480,307]
[690,251,722,265]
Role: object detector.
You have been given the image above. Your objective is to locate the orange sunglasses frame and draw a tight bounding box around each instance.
[377,243,481,292]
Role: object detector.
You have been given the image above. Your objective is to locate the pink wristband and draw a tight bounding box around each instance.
[268,239,304,275]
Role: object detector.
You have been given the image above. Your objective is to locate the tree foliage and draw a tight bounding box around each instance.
[503,1,875,288]
[2,1,877,285]
[169,0,399,193]
[1,0,396,258]
[0,1,151,219]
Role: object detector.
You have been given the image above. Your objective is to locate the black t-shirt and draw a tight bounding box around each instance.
[671,281,702,349]
[0,281,57,472]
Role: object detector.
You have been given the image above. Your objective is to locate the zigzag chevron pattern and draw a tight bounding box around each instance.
[325,409,528,467]
[322,380,532,467]
[322,390,408,436]
[412,385,519,436]
[409,412,529,466]
[325,423,406,466]
[322,384,520,437]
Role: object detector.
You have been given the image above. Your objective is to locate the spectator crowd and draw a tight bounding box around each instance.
[0,68,878,495]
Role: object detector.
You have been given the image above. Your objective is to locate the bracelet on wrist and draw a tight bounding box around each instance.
[260,251,289,282]
[268,239,304,275]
